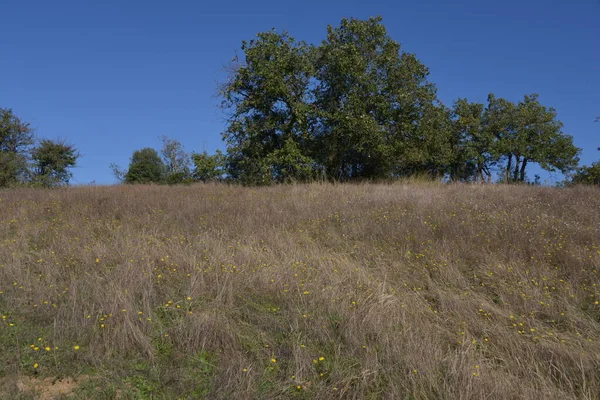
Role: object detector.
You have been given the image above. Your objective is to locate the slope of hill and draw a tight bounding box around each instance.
[1,183,599,399]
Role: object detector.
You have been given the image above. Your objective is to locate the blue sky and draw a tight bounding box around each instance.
[1,0,599,185]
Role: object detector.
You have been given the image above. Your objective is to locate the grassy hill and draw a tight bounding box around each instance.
[0,183,599,399]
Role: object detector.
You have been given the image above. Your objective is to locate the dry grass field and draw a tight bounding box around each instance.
[0,182,599,399]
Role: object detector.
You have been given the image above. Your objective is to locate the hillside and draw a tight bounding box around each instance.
[1,183,599,399]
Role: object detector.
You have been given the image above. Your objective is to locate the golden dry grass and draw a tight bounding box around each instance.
[0,182,599,399]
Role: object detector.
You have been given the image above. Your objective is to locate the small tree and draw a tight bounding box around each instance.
[490,94,580,183]
[31,139,79,187]
[109,162,126,183]
[125,148,165,184]
[571,162,600,185]
[571,146,600,185]
[192,150,226,182]
[159,135,190,180]
[0,108,34,187]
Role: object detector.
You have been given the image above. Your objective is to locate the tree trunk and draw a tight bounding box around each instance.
[513,156,520,182]
[484,166,492,183]
[506,154,512,183]
[519,158,528,182]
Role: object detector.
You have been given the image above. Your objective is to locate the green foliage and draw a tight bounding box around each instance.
[30,139,79,187]
[0,108,34,187]
[187,350,217,397]
[573,119,600,185]
[221,29,317,184]
[0,152,25,188]
[314,16,394,179]
[571,162,600,185]
[314,17,443,179]
[396,103,455,178]
[165,171,190,185]
[125,148,165,184]
[266,137,319,182]
[191,150,226,182]
[221,18,583,185]
[221,17,461,183]
[506,94,579,182]
[488,94,580,182]
[450,94,580,183]
[450,98,494,182]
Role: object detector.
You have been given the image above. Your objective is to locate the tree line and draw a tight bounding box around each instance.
[1,17,598,188]
[0,108,79,187]
[109,136,226,185]
[218,16,586,185]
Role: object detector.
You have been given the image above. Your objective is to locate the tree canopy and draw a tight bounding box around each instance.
[31,139,79,186]
[449,94,580,183]
[571,162,600,185]
[192,150,226,182]
[1,109,79,187]
[0,108,34,187]
[220,17,580,184]
[125,148,165,184]
[221,29,317,184]
[221,17,455,184]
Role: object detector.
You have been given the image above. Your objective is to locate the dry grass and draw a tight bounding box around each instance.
[0,182,599,399]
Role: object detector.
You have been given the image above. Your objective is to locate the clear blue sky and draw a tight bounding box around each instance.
[1,0,599,185]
